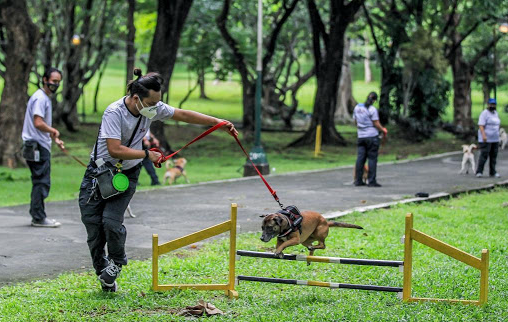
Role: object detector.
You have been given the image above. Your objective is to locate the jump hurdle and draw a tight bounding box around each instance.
[236,250,403,267]
[151,207,489,305]
[152,203,238,298]
[236,251,403,295]
[236,213,490,305]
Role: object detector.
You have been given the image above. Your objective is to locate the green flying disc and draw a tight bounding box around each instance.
[112,173,129,192]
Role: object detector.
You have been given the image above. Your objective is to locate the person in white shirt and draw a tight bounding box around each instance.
[353,92,388,187]
[79,68,238,292]
[21,67,65,228]
[476,98,501,178]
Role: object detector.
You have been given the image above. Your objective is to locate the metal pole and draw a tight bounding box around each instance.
[494,27,497,101]
[255,0,263,147]
[244,0,269,176]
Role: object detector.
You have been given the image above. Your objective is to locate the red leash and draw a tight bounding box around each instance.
[150,121,282,208]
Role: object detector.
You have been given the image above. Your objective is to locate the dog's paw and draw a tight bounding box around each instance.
[274,251,284,259]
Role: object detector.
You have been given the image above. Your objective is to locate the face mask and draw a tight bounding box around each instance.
[136,99,158,119]
[488,105,496,111]
[46,82,59,93]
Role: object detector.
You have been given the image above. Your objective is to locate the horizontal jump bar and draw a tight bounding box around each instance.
[237,276,402,293]
[236,250,403,267]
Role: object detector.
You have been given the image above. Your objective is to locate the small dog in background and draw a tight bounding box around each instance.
[459,144,477,174]
[353,164,369,185]
[500,128,507,150]
[163,157,190,185]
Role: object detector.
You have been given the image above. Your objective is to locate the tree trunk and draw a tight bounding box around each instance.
[146,0,193,151]
[378,62,397,124]
[291,0,362,146]
[94,58,109,114]
[451,48,474,133]
[147,0,193,94]
[0,0,40,167]
[335,36,356,123]
[364,32,372,83]
[198,68,208,99]
[126,0,136,85]
[482,75,490,105]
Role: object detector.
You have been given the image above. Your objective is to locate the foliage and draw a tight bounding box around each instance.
[1,188,508,321]
[394,28,450,141]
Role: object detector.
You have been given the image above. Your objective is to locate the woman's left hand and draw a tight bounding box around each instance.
[219,120,238,137]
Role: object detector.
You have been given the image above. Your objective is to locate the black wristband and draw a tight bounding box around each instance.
[144,149,149,159]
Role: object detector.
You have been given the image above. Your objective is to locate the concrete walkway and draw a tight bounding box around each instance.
[1,149,507,286]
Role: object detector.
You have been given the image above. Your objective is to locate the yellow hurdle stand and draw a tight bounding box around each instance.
[152,203,238,299]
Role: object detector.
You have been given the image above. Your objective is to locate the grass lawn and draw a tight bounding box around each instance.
[1,188,507,321]
[0,122,470,208]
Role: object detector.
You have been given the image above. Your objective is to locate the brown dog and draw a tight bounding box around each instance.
[353,164,369,184]
[163,157,190,185]
[260,210,363,258]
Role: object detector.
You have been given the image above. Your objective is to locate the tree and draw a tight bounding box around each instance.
[0,0,40,167]
[334,35,356,123]
[29,0,126,132]
[217,0,303,137]
[363,0,413,124]
[126,0,136,85]
[437,0,507,135]
[180,0,224,100]
[290,0,364,146]
[146,0,194,153]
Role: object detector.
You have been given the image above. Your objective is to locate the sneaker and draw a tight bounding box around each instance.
[99,260,122,290]
[354,182,366,187]
[31,218,61,228]
[476,173,483,178]
[101,281,118,292]
[367,183,382,187]
[491,173,501,178]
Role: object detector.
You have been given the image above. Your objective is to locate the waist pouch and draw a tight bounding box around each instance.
[22,140,40,162]
[91,162,130,199]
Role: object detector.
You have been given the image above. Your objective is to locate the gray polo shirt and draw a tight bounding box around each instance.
[21,89,53,152]
[478,109,500,143]
[353,103,379,138]
[90,97,175,170]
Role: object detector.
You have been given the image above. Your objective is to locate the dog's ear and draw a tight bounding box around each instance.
[275,215,283,226]
[259,214,268,218]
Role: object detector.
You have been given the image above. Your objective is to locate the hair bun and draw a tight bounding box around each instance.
[133,68,143,78]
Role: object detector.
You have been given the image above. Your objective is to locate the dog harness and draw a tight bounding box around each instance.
[175,165,184,173]
[277,205,303,238]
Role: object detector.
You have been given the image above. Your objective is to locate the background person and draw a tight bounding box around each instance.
[353,92,388,187]
[79,68,237,292]
[141,129,161,186]
[21,67,65,228]
[476,98,501,178]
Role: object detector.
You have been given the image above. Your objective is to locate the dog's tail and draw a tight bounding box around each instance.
[328,221,363,229]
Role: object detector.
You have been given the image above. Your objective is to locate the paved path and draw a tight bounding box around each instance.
[1,149,507,286]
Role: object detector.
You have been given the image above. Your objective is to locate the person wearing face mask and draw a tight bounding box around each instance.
[476,98,501,178]
[21,67,65,228]
[79,68,238,292]
[353,92,388,187]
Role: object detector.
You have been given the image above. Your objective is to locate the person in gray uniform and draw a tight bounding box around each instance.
[21,67,65,228]
[353,92,388,187]
[79,68,238,292]
[476,98,501,178]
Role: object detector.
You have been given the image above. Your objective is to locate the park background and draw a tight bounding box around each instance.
[1,0,508,321]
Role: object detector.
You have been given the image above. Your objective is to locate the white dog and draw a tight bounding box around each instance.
[500,128,507,150]
[459,144,477,174]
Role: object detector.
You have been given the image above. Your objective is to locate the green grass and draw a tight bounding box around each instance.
[1,188,507,321]
[0,122,470,207]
